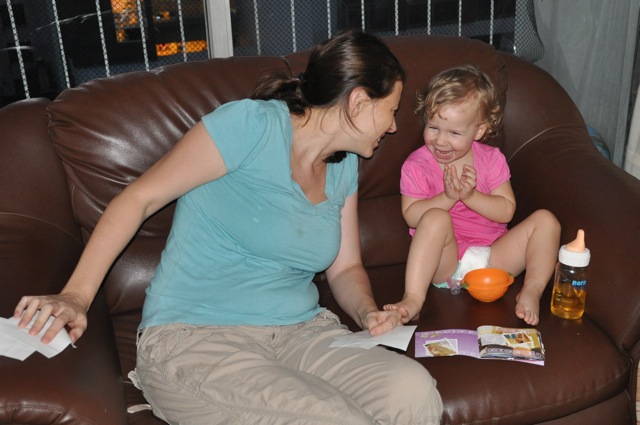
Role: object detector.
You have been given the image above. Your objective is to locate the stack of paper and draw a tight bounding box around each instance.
[329,325,417,351]
[0,312,74,360]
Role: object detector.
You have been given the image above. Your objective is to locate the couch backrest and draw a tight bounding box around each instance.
[44,36,514,374]
[47,35,506,319]
[33,33,640,379]
[51,34,502,336]
[46,34,640,356]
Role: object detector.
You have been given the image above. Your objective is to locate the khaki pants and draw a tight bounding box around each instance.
[133,311,443,425]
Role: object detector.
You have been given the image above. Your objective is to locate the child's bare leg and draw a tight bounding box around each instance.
[386,208,458,323]
[490,209,560,325]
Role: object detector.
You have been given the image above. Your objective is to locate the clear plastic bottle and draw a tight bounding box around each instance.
[550,229,590,319]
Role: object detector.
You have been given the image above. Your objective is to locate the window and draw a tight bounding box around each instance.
[0,0,541,107]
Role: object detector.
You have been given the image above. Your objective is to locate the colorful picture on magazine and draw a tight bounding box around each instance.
[415,326,545,365]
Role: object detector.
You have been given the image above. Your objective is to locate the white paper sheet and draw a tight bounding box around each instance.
[0,312,74,360]
[329,325,417,351]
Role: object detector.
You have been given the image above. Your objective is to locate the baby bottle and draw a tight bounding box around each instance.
[550,229,590,320]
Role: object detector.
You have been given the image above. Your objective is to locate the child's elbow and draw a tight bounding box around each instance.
[504,198,516,222]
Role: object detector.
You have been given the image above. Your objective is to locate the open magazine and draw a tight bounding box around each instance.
[415,326,545,366]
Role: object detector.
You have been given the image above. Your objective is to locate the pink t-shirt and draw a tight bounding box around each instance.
[400,141,510,259]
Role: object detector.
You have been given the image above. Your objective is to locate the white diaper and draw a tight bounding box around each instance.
[453,246,492,281]
[433,246,491,291]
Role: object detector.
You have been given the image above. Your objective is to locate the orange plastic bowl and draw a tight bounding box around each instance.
[463,268,514,302]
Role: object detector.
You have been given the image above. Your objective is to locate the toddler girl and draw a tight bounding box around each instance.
[385,64,560,326]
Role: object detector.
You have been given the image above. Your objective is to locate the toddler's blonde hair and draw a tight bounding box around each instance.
[415,64,503,144]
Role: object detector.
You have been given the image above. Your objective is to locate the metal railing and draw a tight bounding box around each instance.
[0,0,540,107]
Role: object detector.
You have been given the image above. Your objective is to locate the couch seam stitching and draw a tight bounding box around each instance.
[0,211,83,245]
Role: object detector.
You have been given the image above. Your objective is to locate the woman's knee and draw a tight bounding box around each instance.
[383,358,443,424]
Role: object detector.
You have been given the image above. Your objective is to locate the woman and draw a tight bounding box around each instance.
[14,30,443,424]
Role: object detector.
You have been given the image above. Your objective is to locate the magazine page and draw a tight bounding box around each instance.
[415,329,480,359]
[477,326,545,365]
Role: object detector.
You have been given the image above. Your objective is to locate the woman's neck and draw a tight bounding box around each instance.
[290,111,332,204]
[291,108,341,166]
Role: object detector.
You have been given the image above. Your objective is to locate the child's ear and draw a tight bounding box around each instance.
[474,122,488,141]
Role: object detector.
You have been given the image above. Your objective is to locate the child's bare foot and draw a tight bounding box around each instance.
[384,303,413,323]
[515,289,541,325]
[384,294,423,324]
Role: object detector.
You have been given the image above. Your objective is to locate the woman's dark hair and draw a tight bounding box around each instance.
[252,29,405,162]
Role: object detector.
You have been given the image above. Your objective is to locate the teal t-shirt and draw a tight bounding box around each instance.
[139,99,359,328]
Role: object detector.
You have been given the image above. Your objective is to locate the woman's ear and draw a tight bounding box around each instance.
[349,87,369,116]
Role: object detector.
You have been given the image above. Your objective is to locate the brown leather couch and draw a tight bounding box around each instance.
[2,34,640,425]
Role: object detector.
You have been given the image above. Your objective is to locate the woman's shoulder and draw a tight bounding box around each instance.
[213,98,287,116]
[200,99,290,171]
[202,99,289,137]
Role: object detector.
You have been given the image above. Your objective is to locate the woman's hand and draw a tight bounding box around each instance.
[14,293,89,344]
[361,309,404,336]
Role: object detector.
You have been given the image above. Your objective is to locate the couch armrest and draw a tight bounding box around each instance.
[500,53,640,352]
[0,99,128,424]
[0,215,127,424]
[509,129,640,351]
